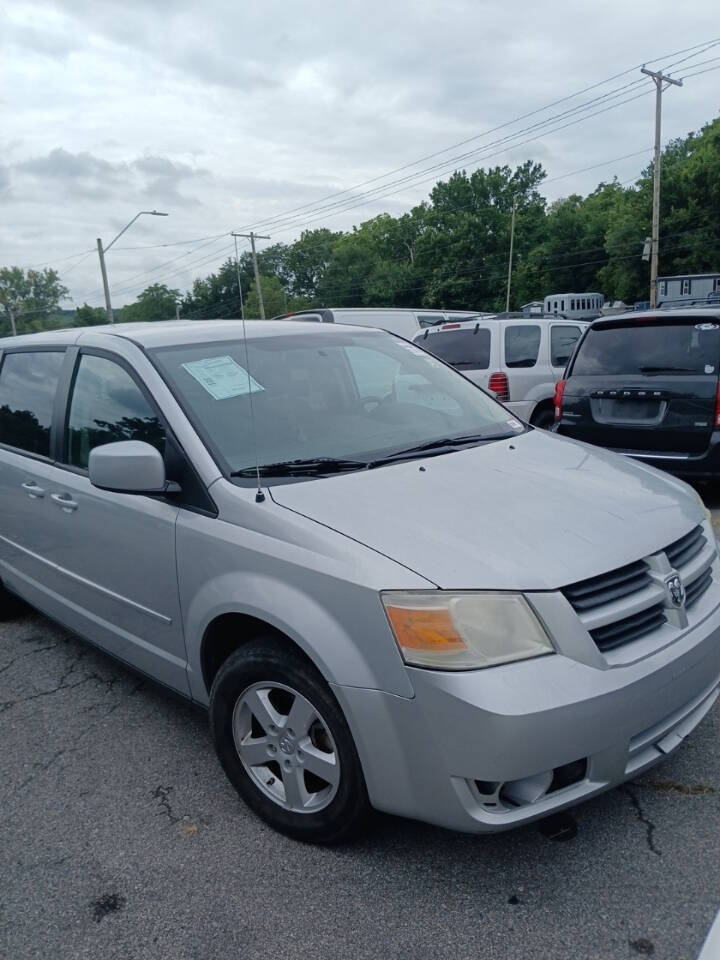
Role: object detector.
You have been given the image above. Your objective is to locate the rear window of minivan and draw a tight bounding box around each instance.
[571,319,720,376]
[420,328,491,368]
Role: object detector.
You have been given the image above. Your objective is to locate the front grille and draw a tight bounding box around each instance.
[589,603,667,652]
[665,525,706,569]
[563,523,717,657]
[562,560,651,613]
[685,568,713,608]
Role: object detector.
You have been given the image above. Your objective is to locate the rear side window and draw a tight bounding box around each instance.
[66,354,165,469]
[571,321,720,376]
[504,325,541,368]
[420,328,491,369]
[0,351,64,457]
[550,325,582,367]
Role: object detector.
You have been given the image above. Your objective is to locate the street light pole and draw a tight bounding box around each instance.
[640,67,682,308]
[97,210,169,323]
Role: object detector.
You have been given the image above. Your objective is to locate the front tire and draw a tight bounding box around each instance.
[209,637,370,844]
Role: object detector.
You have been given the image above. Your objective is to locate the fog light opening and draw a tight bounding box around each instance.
[500,771,553,807]
[476,780,500,796]
[548,758,588,794]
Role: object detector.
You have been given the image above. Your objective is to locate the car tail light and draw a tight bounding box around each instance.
[442,323,462,330]
[554,379,566,420]
[488,372,509,402]
[715,383,720,428]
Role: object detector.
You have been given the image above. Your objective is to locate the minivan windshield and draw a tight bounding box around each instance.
[152,330,521,478]
[571,319,720,377]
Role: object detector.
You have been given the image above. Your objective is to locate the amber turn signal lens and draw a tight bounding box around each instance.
[384,605,467,655]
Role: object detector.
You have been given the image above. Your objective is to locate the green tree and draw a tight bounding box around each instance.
[0,267,69,336]
[120,283,180,323]
[74,303,107,327]
[181,258,248,319]
[244,275,288,318]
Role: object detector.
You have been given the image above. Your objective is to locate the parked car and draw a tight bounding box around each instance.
[554,308,720,479]
[273,307,491,340]
[1,321,718,844]
[414,315,587,428]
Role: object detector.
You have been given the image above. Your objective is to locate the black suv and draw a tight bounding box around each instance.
[553,309,720,479]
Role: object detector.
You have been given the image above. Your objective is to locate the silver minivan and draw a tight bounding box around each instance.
[1,321,718,844]
[414,316,587,428]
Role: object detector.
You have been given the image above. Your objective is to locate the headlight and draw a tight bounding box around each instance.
[381,591,554,670]
[694,487,712,524]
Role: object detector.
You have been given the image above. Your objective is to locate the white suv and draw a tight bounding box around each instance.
[413,316,587,428]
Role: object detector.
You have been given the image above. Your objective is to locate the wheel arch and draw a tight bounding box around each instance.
[200,611,318,697]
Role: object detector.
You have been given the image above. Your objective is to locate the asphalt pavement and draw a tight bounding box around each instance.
[2,508,720,960]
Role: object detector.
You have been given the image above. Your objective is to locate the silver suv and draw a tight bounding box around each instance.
[414,315,587,428]
[1,321,718,844]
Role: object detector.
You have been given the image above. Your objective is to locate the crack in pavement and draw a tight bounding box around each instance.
[0,642,60,676]
[0,647,121,714]
[152,785,182,824]
[621,785,661,856]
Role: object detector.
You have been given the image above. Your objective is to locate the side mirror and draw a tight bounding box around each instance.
[89,440,175,494]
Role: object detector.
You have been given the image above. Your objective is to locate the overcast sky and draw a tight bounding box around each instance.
[1,1,718,307]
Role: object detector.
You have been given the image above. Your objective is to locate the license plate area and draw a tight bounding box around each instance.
[591,398,666,425]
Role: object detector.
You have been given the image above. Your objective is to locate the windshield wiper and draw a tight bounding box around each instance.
[638,365,695,373]
[367,433,494,468]
[231,457,367,478]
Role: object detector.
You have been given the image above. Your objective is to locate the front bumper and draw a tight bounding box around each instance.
[332,597,720,834]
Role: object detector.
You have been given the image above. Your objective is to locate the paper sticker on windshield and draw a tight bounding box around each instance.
[696,323,719,331]
[181,356,264,400]
[506,418,523,430]
[705,364,715,374]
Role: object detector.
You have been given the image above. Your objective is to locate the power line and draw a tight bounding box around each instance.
[228,39,720,237]
[227,37,720,237]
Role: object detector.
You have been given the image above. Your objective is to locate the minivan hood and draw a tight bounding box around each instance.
[269,430,703,590]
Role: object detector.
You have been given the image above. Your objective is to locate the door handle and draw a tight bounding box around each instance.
[21,480,45,499]
[50,492,79,513]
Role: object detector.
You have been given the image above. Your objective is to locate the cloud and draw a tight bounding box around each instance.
[0,0,718,306]
[12,149,209,204]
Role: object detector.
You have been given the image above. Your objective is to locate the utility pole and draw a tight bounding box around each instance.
[175,302,180,321]
[231,233,245,321]
[505,198,517,314]
[96,210,168,323]
[97,238,114,324]
[641,67,682,308]
[232,231,270,319]
[8,305,17,337]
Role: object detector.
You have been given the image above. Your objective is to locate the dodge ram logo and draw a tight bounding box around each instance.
[665,574,685,608]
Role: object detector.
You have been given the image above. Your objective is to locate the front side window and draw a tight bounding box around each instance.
[151,330,519,478]
[67,354,165,469]
[504,325,541,368]
[0,351,64,456]
[551,325,582,368]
